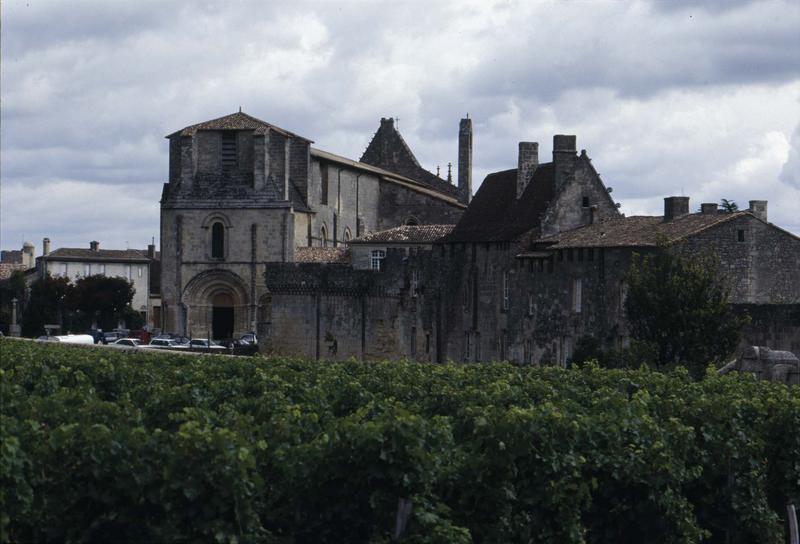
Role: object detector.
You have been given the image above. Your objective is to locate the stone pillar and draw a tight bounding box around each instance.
[180,136,194,191]
[9,298,21,337]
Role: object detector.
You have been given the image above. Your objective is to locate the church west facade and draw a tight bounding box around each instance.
[159,112,468,339]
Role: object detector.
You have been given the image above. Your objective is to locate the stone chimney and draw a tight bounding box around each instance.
[701,203,718,215]
[90,241,99,251]
[458,118,472,205]
[147,244,156,259]
[749,200,768,222]
[43,237,51,256]
[553,135,577,192]
[517,142,539,199]
[664,196,690,221]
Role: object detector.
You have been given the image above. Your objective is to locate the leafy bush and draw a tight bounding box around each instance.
[1,338,797,543]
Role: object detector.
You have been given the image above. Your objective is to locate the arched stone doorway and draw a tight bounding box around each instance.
[182,270,249,340]
[212,292,234,340]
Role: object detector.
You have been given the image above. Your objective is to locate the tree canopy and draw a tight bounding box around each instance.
[68,275,136,331]
[624,247,748,378]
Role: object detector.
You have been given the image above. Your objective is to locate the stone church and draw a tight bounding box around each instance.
[159,111,469,339]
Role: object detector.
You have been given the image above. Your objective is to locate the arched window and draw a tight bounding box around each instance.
[343,228,352,244]
[320,225,328,248]
[406,216,419,226]
[211,222,225,259]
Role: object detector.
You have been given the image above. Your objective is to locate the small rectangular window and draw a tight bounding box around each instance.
[60,263,68,277]
[582,196,590,207]
[528,293,534,316]
[370,249,385,271]
[320,165,329,205]
[138,266,143,278]
[737,229,745,242]
[502,271,510,311]
[572,278,582,313]
[125,265,132,280]
[84,264,91,276]
[221,131,238,170]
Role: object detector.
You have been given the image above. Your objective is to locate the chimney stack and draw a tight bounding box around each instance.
[43,237,51,256]
[553,135,577,191]
[458,117,472,205]
[748,200,768,222]
[147,244,156,259]
[664,196,690,221]
[517,142,539,199]
[90,241,99,251]
[701,203,718,215]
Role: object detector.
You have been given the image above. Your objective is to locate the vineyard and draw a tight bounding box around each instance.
[1,338,798,543]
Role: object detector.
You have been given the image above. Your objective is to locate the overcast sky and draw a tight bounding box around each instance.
[2,0,799,254]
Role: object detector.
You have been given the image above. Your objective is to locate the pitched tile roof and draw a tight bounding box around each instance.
[350,224,455,244]
[294,247,351,264]
[44,248,153,262]
[444,163,556,243]
[167,111,312,142]
[360,118,459,197]
[534,211,751,248]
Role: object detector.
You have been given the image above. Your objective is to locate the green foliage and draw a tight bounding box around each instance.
[20,274,72,337]
[720,199,739,213]
[0,271,27,333]
[624,249,748,378]
[68,275,136,331]
[1,338,797,543]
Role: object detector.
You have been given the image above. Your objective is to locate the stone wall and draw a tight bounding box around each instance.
[377,181,464,229]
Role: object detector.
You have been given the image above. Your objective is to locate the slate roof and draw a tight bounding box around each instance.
[0,263,29,281]
[360,118,459,198]
[444,163,556,243]
[350,225,455,244]
[167,111,312,142]
[44,248,153,262]
[294,247,351,264]
[534,211,752,248]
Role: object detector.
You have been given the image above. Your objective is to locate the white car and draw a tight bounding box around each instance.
[188,339,226,350]
[111,338,142,348]
[148,338,186,348]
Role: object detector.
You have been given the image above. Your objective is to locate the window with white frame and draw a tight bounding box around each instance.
[125,265,132,281]
[370,249,385,271]
[84,264,91,276]
[138,266,143,278]
[60,263,68,277]
[572,278,582,313]
[502,271,510,311]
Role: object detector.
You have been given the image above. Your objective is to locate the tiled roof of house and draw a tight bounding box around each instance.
[534,212,751,248]
[443,163,556,243]
[351,224,455,244]
[294,247,351,264]
[0,263,29,281]
[360,118,459,198]
[45,248,153,262]
[167,111,312,142]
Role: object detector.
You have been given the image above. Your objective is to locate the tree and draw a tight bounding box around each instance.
[21,274,73,337]
[719,199,739,213]
[624,247,748,378]
[0,271,27,333]
[68,275,136,331]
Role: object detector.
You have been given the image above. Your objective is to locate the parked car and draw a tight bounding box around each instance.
[240,332,258,345]
[148,338,186,349]
[111,338,142,348]
[188,339,226,350]
[37,334,96,345]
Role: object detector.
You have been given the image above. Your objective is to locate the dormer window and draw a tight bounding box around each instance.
[221,131,238,171]
[211,222,225,259]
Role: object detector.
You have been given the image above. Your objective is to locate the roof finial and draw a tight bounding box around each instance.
[466,112,469,119]
[239,106,242,113]
[436,165,440,178]
[447,162,452,182]
[395,116,400,130]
